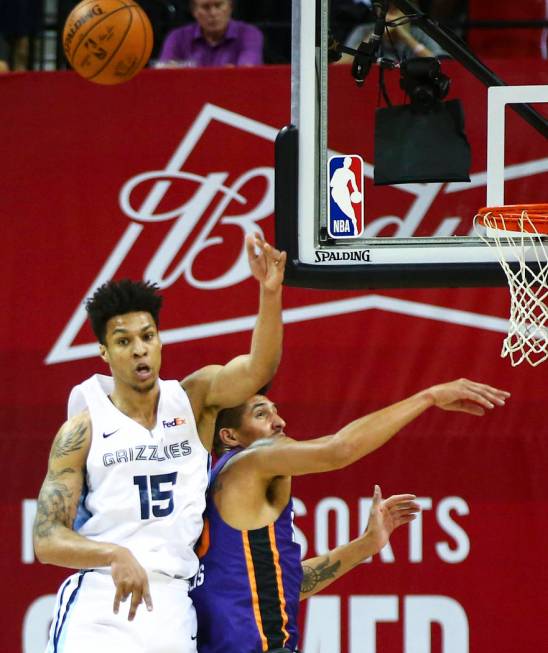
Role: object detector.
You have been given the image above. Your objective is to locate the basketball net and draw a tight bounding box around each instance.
[474,205,548,367]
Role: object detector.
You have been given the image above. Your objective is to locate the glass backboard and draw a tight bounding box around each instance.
[275,0,548,288]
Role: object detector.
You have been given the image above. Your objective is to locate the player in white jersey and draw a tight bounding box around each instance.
[33,234,286,653]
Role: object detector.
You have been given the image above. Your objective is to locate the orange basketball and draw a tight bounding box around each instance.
[63,0,153,85]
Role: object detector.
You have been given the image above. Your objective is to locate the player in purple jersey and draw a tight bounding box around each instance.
[191,378,509,653]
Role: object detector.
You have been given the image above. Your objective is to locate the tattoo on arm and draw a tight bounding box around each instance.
[34,421,88,540]
[50,422,87,459]
[33,467,78,539]
[301,556,342,594]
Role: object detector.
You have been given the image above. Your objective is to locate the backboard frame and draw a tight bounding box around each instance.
[275,0,548,290]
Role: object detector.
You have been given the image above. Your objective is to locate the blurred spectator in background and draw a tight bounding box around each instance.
[233,0,291,63]
[331,0,374,44]
[338,0,447,63]
[0,32,9,72]
[0,0,40,70]
[157,0,263,67]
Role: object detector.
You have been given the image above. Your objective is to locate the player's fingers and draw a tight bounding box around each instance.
[262,243,273,260]
[477,384,510,399]
[388,507,420,522]
[372,484,381,506]
[265,242,284,263]
[266,248,286,274]
[245,234,258,259]
[270,247,283,261]
[270,251,287,274]
[460,379,510,404]
[456,397,488,415]
[460,388,495,411]
[391,503,421,516]
[468,381,510,405]
[113,587,123,614]
[142,579,153,612]
[382,494,416,508]
[391,503,419,516]
[127,589,143,621]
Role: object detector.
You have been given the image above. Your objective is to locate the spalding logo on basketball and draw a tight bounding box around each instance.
[63,0,153,85]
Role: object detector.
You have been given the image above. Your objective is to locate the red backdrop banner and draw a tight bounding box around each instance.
[1,62,547,652]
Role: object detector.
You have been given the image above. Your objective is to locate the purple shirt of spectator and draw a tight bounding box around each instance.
[158,19,263,67]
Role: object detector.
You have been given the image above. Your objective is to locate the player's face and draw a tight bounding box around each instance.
[236,395,286,447]
[100,311,162,394]
[192,0,232,38]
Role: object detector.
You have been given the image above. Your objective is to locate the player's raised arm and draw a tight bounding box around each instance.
[239,379,510,478]
[205,234,285,404]
[33,413,152,620]
[300,485,420,600]
[183,235,286,445]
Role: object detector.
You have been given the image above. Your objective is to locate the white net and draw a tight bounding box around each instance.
[474,207,548,367]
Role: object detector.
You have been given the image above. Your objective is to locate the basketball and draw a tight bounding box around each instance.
[350,191,362,203]
[63,0,153,85]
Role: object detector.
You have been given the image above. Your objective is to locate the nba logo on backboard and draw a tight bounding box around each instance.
[328,155,364,238]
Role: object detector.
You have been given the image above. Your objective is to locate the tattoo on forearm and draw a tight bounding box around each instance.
[301,556,342,593]
[51,422,87,459]
[33,467,77,539]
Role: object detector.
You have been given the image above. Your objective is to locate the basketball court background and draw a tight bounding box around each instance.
[1,61,547,652]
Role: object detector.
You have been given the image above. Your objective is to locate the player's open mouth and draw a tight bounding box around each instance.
[135,364,152,380]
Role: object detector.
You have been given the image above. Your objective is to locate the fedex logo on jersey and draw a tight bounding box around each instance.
[328,154,364,239]
[163,417,186,428]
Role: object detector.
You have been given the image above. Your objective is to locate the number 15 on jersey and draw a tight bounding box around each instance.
[133,472,178,519]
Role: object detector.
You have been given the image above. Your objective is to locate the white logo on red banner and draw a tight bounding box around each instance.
[46,104,547,364]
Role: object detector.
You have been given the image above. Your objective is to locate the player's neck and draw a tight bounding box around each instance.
[109,383,160,430]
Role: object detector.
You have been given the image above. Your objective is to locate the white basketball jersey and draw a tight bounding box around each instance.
[67,374,209,579]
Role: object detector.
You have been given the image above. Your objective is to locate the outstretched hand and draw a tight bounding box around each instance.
[246,233,287,292]
[365,485,420,554]
[428,378,510,416]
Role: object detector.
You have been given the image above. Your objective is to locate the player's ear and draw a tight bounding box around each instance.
[219,428,240,448]
[99,343,109,364]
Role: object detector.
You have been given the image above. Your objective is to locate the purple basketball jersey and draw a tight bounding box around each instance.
[191,449,303,653]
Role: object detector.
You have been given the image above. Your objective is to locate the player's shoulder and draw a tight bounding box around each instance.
[50,410,92,461]
[57,409,92,440]
[179,365,223,419]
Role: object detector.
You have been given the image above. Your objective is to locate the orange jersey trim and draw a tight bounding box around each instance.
[242,530,269,652]
[268,523,290,646]
[195,517,210,558]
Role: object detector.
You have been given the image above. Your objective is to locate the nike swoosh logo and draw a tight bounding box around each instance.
[191,635,198,641]
[102,429,119,438]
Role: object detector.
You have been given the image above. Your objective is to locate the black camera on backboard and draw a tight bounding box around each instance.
[400,57,450,110]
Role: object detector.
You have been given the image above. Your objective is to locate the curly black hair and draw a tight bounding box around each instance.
[85,279,163,344]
